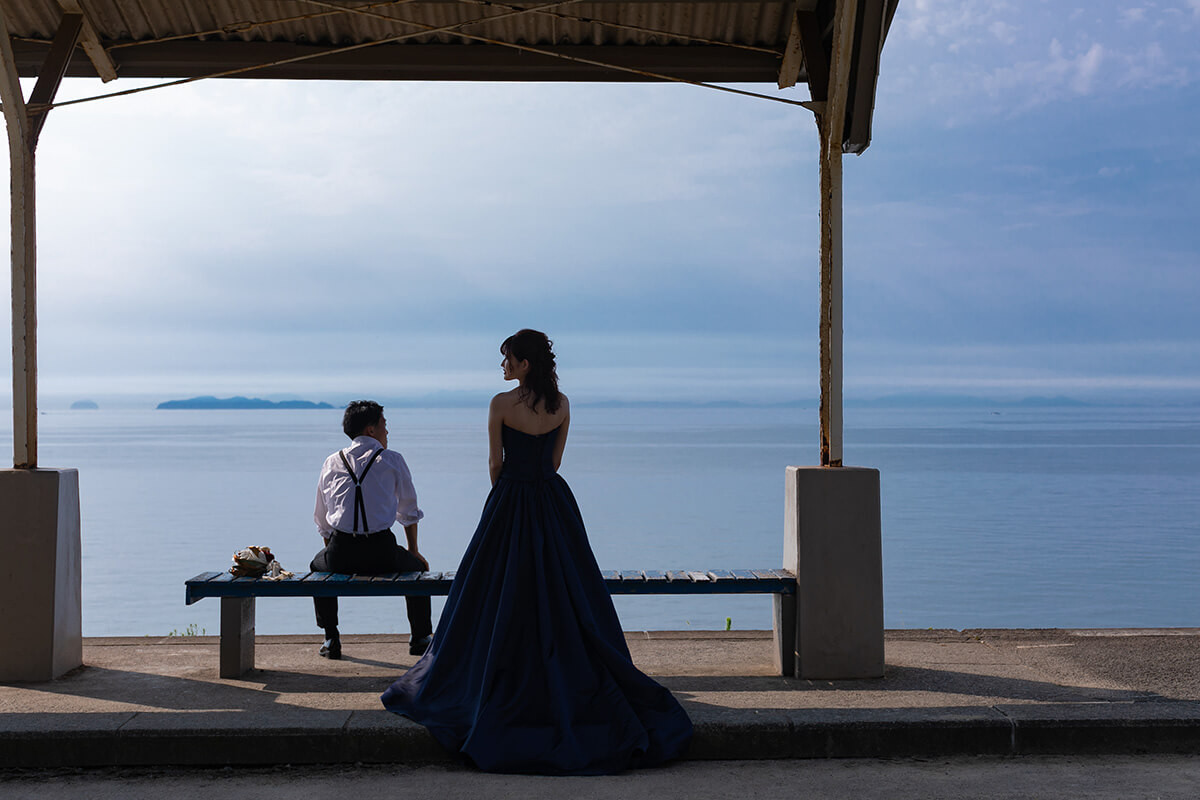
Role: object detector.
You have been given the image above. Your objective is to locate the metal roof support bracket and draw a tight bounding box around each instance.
[777,4,806,89]
[796,8,829,103]
[59,1,118,82]
[817,0,858,468]
[28,14,84,145]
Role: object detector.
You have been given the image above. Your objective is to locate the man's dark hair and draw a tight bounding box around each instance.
[343,400,384,439]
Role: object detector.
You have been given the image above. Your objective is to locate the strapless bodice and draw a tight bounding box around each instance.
[499,423,561,481]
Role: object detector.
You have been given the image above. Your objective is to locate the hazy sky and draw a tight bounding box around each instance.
[4,0,1200,406]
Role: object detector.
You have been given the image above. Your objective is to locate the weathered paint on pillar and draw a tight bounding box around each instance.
[817,0,859,468]
[0,10,37,468]
[818,131,843,467]
[0,11,79,469]
[9,147,36,469]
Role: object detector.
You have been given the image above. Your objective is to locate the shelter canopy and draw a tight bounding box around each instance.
[2,0,896,153]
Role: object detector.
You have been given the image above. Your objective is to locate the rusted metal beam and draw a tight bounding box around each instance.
[0,13,28,142]
[817,0,858,468]
[777,7,805,89]
[28,13,83,147]
[844,0,886,155]
[0,9,37,469]
[796,9,828,102]
[10,39,782,84]
[817,131,842,468]
[59,1,118,82]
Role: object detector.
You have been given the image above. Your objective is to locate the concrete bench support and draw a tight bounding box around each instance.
[784,465,883,679]
[0,469,82,682]
[772,593,797,676]
[219,597,255,679]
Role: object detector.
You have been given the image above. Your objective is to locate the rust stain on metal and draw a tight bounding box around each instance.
[818,117,833,467]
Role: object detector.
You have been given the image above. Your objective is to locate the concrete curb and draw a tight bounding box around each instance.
[5,630,1199,769]
[4,703,1200,768]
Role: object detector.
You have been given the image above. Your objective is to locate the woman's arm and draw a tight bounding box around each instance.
[551,397,570,472]
[488,393,505,485]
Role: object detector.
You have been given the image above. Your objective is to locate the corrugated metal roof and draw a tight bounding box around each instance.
[1,1,897,150]
[5,2,794,52]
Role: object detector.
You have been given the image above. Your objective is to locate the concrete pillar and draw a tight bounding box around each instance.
[784,465,883,679]
[0,469,82,681]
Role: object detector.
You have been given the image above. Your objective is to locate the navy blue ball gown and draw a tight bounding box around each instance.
[381,423,693,774]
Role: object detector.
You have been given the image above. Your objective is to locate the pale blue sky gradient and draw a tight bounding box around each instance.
[3,0,1199,406]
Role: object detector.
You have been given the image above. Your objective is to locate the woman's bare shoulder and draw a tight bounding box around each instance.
[490,389,519,408]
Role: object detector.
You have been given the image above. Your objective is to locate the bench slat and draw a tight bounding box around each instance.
[600,570,619,580]
[186,567,794,603]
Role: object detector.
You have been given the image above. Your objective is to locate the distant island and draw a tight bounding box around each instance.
[70,399,99,410]
[157,396,334,410]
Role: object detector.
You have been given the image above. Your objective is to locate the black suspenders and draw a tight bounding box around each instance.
[338,448,385,533]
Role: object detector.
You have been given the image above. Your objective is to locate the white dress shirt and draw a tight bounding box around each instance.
[314,435,424,539]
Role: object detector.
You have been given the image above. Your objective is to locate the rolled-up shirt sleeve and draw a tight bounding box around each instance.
[391,451,425,527]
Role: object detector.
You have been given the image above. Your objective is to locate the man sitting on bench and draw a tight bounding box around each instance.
[312,400,433,660]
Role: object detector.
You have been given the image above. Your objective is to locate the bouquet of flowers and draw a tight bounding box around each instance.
[230,545,293,580]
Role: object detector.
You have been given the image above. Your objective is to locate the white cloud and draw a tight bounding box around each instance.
[1116,41,1191,89]
[989,20,1019,44]
[1072,43,1106,93]
[880,1,1197,123]
[977,38,1109,110]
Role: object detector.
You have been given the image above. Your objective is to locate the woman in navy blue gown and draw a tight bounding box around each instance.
[381,329,692,774]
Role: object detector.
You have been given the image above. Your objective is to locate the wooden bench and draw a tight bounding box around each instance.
[185,568,798,678]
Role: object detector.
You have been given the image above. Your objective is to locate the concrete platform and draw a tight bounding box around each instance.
[2,629,1198,768]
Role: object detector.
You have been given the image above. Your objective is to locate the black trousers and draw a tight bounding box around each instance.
[310,530,433,639]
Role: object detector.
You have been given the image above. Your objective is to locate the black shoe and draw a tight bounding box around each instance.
[319,638,341,660]
[409,634,432,656]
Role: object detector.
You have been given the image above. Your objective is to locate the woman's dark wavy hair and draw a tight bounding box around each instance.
[501,329,561,415]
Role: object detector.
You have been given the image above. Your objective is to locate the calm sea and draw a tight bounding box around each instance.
[18,404,1200,636]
